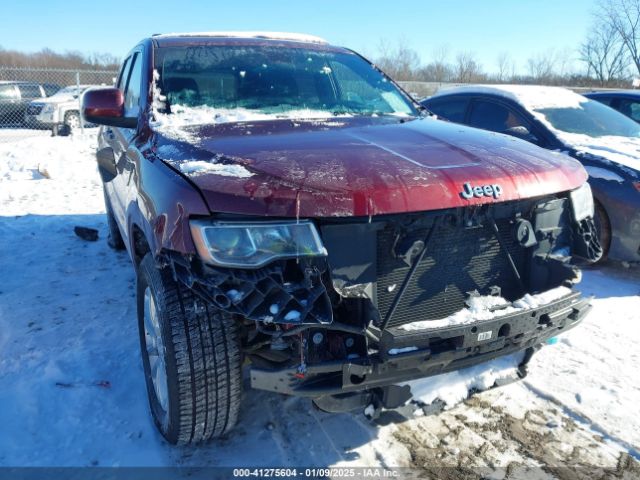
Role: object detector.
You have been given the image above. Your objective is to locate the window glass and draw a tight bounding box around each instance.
[425,98,469,122]
[18,85,42,98]
[124,53,142,116]
[43,84,61,96]
[535,99,640,138]
[469,100,531,134]
[0,85,18,99]
[594,96,612,107]
[155,45,417,117]
[615,99,640,122]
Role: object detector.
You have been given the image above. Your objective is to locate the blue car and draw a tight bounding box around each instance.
[422,85,640,262]
[584,90,640,124]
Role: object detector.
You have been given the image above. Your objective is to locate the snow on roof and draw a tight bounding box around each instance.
[152,31,328,44]
[432,84,588,110]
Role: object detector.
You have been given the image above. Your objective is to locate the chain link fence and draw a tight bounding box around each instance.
[0,70,610,144]
[0,67,117,142]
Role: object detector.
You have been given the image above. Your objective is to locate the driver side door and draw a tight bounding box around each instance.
[103,50,144,231]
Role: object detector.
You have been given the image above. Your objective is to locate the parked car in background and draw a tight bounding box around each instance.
[422,86,640,263]
[0,81,60,126]
[83,33,598,445]
[584,90,640,124]
[25,84,99,132]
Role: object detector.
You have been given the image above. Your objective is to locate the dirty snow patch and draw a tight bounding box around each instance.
[403,351,525,408]
[178,160,253,178]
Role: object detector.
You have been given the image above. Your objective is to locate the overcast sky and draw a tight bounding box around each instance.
[2,0,596,74]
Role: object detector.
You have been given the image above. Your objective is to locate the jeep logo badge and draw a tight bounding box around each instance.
[460,182,503,200]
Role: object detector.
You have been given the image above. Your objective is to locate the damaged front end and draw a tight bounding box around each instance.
[162,185,599,413]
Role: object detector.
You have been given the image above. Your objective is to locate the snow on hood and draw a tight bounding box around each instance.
[178,159,253,178]
[151,104,352,142]
[495,86,640,173]
[558,133,640,173]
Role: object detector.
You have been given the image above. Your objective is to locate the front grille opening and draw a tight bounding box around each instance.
[376,220,527,328]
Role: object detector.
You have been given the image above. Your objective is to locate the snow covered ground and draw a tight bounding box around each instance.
[0,133,639,476]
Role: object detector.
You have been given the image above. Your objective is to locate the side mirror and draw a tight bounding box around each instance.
[82,87,137,128]
[504,126,539,144]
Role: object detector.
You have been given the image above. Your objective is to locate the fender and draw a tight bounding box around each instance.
[124,147,210,262]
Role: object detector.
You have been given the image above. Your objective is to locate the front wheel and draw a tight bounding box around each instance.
[64,111,81,130]
[137,253,242,444]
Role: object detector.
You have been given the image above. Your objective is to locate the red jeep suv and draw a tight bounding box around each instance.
[82,32,600,445]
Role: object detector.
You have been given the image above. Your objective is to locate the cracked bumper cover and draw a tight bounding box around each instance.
[250,291,591,397]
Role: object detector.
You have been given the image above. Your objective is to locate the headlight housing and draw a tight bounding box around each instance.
[190,220,327,268]
[569,182,594,222]
[41,104,55,114]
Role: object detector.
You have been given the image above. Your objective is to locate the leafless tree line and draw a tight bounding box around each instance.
[376,0,640,88]
[0,46,120,71]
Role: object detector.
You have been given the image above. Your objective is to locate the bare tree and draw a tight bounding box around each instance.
[417,45,453,82]
[527,49,559,81]
[375,39,421,80]
[496,51,515,82]
[580,18,629,85]
[600,0,640,75]
[454,51,485,83]
[0,47,120,70]
[430,44,452,82]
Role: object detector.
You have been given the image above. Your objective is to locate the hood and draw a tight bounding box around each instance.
[154,116,587,218]
[38,93,79,105]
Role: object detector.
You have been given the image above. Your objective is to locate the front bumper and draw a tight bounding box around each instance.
[250,291,591,397]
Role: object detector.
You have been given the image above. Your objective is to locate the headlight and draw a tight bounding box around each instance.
[190,220,326,268]
[41,104,55,114]
[569,182,594,222]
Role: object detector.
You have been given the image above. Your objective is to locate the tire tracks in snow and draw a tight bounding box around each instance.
[523,380,640,461]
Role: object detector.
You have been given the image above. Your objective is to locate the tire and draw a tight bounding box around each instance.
[593,200,611,261]
[103,188,125,250]
[64,111,81,130]
[137,253,242,444]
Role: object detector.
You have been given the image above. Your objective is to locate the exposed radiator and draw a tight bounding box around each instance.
[376,219,527,328]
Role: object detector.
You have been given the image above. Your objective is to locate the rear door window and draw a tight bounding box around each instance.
[425,98,469,122]
[17,84,43,99]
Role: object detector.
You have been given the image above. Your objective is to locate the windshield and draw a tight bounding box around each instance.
[535,99,640,138]
[154,45,417,118]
